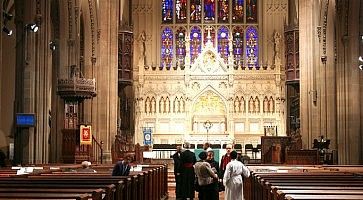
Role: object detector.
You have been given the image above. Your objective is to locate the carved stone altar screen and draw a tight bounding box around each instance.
[134,36,286,146]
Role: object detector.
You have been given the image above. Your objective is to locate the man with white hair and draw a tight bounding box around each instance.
[78,161,96,173]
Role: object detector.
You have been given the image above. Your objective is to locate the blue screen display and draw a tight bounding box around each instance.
[16,114,36,127]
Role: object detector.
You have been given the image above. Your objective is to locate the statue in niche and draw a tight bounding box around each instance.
[249,97,254,113]
[241,98,245,113]
[273,31,282,66]
[254,97,260,113]
[145,98,150,113]
[234,98,238,113]
[178,100,181,113]
[181,99,185,112]
[151,98,156,113]
[159,100,163,113]
[139,31,146,66]
[263,96,269,113]
[268,97,274,113]
[166,98,170,113]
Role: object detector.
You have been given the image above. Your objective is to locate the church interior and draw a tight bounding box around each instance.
[0,0,361,165]
[0,0,363,199]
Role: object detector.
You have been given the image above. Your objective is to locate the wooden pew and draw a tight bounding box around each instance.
[0,185,115,200]
[277,189,363,200]
[244,165,363,200]
[0,177,125,200]
[0,188,103,199]
[0,164,167,200]
[0,193,90,200]
[284,194,363,200]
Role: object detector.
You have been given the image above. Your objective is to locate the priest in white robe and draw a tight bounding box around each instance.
[223,151,250,200]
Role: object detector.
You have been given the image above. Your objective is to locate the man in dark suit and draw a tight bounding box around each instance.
[172,145,183,199]
[112,157,131,176]
[180,142,196,200]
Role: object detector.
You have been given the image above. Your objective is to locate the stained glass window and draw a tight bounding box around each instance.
[161,27,173,70]
[159,0,259,71]
[190,26,202,63]
[233,26,244,69]
[175,27,186,69]
[217,26,229,62]
[218,0,229,23]
[162,0,173,23]
[246,26,258,69]
[176,0,187,23]
[204,0,216,21]
[190,0,202,23]
[246,0,257,23]
[232,0,244,23]
[204,26,215,46]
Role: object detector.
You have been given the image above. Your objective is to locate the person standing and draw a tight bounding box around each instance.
[172,145,183,199]
[0,150,6,168]
[180,142,196,200]
[203,142,212,152]
[206,150,220,199]
[219,144,233,178]
[194,151,218,200]
[223,151,250,200]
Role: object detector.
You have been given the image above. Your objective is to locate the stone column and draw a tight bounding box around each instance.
[335,1,362,164]
[299,0,321,149]
[95,0,118,163]
[324,1,337,151]
[33,0,53,164]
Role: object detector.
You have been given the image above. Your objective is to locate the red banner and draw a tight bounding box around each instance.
[80,125,92,145]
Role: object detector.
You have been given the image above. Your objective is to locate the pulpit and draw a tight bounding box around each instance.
[62,129,91,163]
[261,136,290,164]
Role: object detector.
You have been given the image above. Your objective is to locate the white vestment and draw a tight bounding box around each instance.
[223,159,250,200]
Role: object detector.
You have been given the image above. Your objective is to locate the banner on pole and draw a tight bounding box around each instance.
[143,127,152,145]
[80,125,92,145]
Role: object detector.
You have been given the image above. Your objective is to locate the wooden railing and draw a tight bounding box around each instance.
[91,136,103,164]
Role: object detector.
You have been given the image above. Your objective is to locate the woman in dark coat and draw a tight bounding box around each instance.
[206,150,220,199]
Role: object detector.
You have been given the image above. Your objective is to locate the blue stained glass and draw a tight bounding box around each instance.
[204,0,216,21]
[190,0,202,23]
[190,26,202,63]
[233,26,244,69]
[162,0,173,23]
[161,27,174,69]
[175,27,186,68]
[246,26,258,69]
[217,26,229,63]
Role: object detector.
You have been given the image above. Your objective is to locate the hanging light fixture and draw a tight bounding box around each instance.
[26,23,39,32]
[2,26,12,36]
[49,41,56,51]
